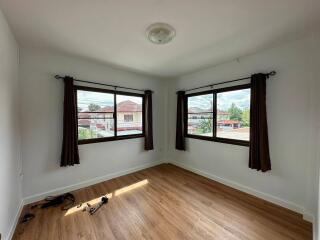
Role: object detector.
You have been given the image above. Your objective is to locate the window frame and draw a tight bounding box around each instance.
[75,85,145,145]
[185,84,251,147]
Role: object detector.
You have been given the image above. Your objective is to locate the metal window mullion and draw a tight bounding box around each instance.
[213,92,217,139]
[83,117,113,119]
[114,94,117,137]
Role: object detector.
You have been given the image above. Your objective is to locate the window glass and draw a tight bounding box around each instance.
[124,114,134,122]
[216,88,250,141]
[77,90,114,140]
[116,95,143,136]
[187,94,213,137]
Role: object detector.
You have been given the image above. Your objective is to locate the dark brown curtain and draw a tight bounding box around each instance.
[176,91,186,150]
[61,76,80,167]
[144,90,154,150]
[249,73,271,172]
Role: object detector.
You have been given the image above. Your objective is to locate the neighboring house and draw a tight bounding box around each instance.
[78,100,142,136]
[217,119,240,129]
[115,100,142,132]
[187,107,211,133]
[187,106,241,133]
[217,110,241,129]
[217,110,229,120]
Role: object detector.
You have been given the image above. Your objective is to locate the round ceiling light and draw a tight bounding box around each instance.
[146,23,176,45]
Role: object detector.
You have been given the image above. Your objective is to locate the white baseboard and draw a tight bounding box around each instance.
[24,160,164,205]
[170,160,313,223]
[7,199,24,240]
[303,212,314,223]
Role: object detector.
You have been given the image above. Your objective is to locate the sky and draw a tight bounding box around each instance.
[217,89,250,110]
[188,94,213,110]
[188,89,250,111]
[78,88,250,112]
[77,90,142,111]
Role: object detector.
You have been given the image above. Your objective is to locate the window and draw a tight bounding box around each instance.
[187,94,213,137]
[77,90,115,140]
[216,88,250,141]
[186,84,250,146]
[116,95,143,136]
[76,86,144,144]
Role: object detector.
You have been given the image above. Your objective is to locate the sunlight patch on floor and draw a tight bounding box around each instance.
[115,179,149,196]
[64,193,113,216]
[64,179,149,216]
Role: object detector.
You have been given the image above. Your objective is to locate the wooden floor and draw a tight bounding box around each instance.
[14,164,312,240]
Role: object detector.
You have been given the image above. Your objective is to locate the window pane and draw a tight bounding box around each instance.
[78,119,115,139]
[216,88,250,141]
[116,95,143,136]
[187,94,213,136]
[78,112,113,119]
[77,90,115,140]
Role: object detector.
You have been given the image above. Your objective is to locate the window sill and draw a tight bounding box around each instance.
[78,134,144,145]
[186,134,249,147]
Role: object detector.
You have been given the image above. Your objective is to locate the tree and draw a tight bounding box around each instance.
[228,103,242,121]
[78,128,97,140]
[241,108,250,127]
[88,103,101,112]
[199,119,212,134]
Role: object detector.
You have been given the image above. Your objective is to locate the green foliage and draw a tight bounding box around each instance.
[199,119,212,133]
[88,103,101,112]
[78,128,97,140]
[241,108,250,127]
[228,103,243,121]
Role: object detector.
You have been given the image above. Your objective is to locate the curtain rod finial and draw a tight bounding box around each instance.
[269,71,276,76]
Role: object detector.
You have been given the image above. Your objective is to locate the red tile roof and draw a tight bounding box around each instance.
[78,119,90,126]
[117,100,142,112]
[217,120,240,124]
[78,112,91,118]
[188,107,215,113]
[188,107,207,113]
[80,100,142,113]
[99,106,114,112]
[188,107,229,116]
[217,110,229,115]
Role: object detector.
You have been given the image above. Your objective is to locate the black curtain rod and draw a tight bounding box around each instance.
[55,75,152,93]
[182,71,276,93]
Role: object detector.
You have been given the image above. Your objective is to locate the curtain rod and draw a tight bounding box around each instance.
[181,71,276,93]
[55,75,153,93]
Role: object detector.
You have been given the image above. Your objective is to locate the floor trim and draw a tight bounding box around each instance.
[7,199,24,240]
[170,160,313,223]
[23,160,164,205]
[302,212,314,223]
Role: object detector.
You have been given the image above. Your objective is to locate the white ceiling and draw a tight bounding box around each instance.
[0,0,319,77]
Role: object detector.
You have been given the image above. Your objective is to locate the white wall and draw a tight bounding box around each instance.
[19,48,167,202]
[307,30,320,239]
[167,33,319,221]
[0,8,22,240]
[312,30,320,240]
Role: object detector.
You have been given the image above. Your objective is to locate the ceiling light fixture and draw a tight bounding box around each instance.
[146,23,176,45]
